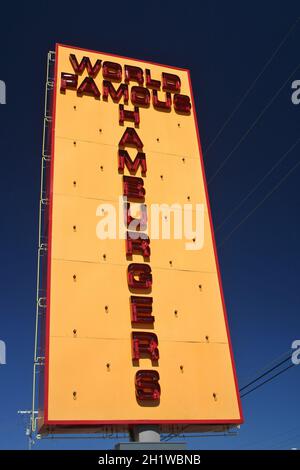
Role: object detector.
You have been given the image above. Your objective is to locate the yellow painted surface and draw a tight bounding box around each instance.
[51,194,215,272]
[54,137,205,204]
[45,44,242,424]
[50,260,228,343]
[48,337,238,421]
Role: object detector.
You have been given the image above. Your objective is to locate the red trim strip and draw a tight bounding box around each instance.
[45,419,242,425]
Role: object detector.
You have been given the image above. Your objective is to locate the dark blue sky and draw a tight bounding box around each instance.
[0,0,299,450]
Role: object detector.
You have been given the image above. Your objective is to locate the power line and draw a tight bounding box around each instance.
[240,363,294,398]
[204,18,300,155]
[207,61,300,184]
[215,138,300,232]
[241,425,300,450]
[240,355,292,392]
[268,432,300,450]
[238,350,295,398]
[238,349,292,390]
[217,151,300,248]
[162,432,237,442]
[162,352,295,443]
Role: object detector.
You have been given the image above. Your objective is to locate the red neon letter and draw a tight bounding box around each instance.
[125,65,144,85]
[174,94,191,114]
[126,232,150,259]
[69,54,102,78]
[135,370,161,401]
[162,72,181,93]
[130,296,154,324]
[152,90,172,111]
[102,81,128,103]
[60,73,78,93]
[119,105,140,126]
[119,127,144,149]
[77,77,100,99]
[118,150,147,175]
[132,332,159,361]
[145,69,161,90]
[123,176,145,200]
[124,202,147,231]
[127,263,152,289]
[131,86,150,107]
[102,61,122,81]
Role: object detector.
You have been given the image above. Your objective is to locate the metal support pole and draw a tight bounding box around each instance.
[132,425,161,443]
[115,425,187,450]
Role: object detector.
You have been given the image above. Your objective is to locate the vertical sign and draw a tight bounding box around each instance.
[40,44,243,433]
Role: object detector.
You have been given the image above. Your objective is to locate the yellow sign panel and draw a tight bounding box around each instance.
[40,44,243,433]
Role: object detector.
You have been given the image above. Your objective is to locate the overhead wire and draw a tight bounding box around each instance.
[240,363,295,398]
[240,355,293,392]
[267,432,300,450]
[215,137,300,232]
[208,62,300,184]
[240,425,300,450]
[163,350,296,441]
[204,18,300,156]
[160,21,300,445]
[238,349,292,389]
[217,146,300,248]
